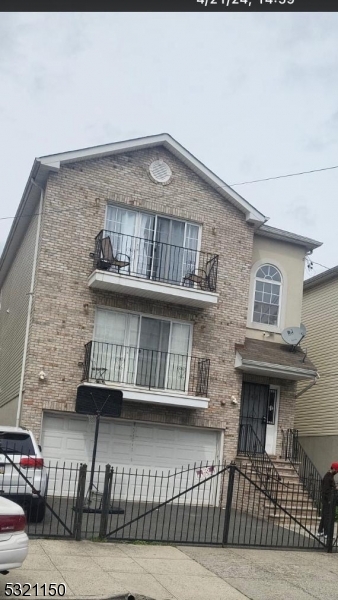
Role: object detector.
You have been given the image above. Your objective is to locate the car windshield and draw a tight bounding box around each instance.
[0,433,35,455]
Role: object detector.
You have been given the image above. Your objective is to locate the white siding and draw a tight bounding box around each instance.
[0,215,39,419]
[295,278,338,436]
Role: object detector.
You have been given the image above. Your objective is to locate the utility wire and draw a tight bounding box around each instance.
[1,161,338,223]
[230,164,338,186]
[305,257,331,272]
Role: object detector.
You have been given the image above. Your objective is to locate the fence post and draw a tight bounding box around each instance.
[222,463,235,547]
[73,464,87,541]
[99,464,114,538]
[327,490,337,553]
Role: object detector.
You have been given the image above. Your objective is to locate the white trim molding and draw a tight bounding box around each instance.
[247,258,287,334]
[81,382,209,409]
[235,351,317,381]
[88,270,218,308]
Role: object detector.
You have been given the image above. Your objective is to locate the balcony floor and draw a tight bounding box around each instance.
[88,270,218,308]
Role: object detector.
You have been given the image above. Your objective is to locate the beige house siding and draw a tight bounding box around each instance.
[295,277,338,437]
[246,235,306,344]
[0,213,39,423]
[20,146,254,463]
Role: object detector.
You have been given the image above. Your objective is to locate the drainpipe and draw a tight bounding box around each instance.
[16,183,44,426]
[294,373,320,399]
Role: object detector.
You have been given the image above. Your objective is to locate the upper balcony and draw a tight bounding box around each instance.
[88,230,219,308]
[82,340,210,409]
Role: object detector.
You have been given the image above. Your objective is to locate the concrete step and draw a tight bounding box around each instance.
[238,466,291,478]
[272,459,301,467]
[272,465,299,474]
[265,502,319,513]
[245,473,301,486]
[268,511,320,522]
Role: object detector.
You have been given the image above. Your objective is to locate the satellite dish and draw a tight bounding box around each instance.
[300,323,307,337]
[281,326,306,346]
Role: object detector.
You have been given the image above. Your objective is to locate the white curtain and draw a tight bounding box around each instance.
[167,323,190,391]
[105,206,136,273]
[94,309,139,384]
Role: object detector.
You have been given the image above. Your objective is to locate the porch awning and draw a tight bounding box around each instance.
[235,338,318,381]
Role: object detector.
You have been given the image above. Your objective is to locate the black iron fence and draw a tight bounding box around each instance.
[82,340,210,397]
[228,462,332,551]
[1,446,337,552]
[92,229,219,293]
[282,428,322,511]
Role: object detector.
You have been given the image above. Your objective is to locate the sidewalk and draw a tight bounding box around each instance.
[0,540,246,600]
[181,545,338,599]
[2,540,338,600]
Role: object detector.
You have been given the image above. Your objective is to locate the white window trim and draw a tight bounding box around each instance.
[104,203,202,262]
[247,259,287,333]
[93,306,194,395]
[105,201,202,229]
[94,305,194,357]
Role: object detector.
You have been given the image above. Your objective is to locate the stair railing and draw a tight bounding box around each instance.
[238,424,282,500]
[281,428,322,510]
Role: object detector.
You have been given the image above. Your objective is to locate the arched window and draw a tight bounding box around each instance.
[253,264,282,326]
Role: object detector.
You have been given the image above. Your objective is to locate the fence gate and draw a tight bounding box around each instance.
[0,450,87,539]
[2,449,337,552]
[225,464,331,551]
[96,463,336,553]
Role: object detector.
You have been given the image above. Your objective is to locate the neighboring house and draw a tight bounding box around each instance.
[0,134,321,474]
[295,266,338,475]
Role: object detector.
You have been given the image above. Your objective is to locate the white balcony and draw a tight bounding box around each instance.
[88,230,219,308]
[82,341,210,409]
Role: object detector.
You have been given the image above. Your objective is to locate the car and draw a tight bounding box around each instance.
[0,427,48,523]
[0,495,28,574]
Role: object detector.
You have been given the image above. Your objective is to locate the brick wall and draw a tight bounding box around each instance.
[21,147,253,462]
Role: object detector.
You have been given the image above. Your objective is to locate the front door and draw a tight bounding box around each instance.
[238,382,270,454]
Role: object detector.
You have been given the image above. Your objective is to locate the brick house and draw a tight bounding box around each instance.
[0,134,321,473]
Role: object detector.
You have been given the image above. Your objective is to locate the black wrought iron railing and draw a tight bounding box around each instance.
[281,428,322,511]
[238,424,281,499]
[91,229,219,293]
[83,341,210,397]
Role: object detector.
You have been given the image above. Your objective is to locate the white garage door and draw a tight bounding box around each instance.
[41,412,222,504]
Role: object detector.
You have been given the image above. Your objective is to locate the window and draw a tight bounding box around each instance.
[93,309,192,392]
[253,264,282,326]
[267,388,278,425]
[105,205,200,285]
[0,432,35,455]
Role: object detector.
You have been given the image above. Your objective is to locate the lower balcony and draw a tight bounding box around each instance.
[82,341,210,409]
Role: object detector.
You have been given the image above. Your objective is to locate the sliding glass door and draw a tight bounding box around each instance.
[105,206,199,285]
[136,318,170,389]
[94,309,191,392]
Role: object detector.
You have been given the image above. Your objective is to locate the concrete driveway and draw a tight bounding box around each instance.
[1,540,337,600]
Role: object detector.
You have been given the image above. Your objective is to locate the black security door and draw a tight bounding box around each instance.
[238,382,270,454]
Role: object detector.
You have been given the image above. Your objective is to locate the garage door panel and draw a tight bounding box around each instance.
[41,413,221,503]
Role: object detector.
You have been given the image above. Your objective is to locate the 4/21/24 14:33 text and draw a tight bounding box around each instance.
[197,0,294,7]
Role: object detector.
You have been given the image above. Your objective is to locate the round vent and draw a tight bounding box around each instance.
[149,160,172,183]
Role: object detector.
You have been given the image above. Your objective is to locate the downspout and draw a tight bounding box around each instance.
[16,183,44,426]
[294,373,320,399]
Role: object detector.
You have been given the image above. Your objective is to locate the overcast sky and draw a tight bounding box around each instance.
[1,12,337,278]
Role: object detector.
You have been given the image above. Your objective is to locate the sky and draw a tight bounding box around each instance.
[1,12,338,279]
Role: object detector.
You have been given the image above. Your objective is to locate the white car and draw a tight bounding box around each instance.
[0,496,28,573]
[0,427,48,523]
